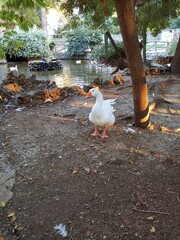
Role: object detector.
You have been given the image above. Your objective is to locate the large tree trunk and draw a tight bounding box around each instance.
[171,36,180,75]
[114,0,150,128]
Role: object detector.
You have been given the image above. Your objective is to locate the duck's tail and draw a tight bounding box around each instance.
[105,98,117,112]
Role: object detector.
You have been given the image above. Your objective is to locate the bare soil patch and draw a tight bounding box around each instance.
[0,73,180,240]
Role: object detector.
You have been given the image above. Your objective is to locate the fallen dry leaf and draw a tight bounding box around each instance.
[93,169,98,174]
[1,201,5,207]
[147,216,154,221]
[148,124,161,131]
[150,226,156,233]
[84,167,91,173]
[7,212,15,218]
[169,107,180,115]
[72,167,79,174]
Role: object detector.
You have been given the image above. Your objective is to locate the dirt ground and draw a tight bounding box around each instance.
[0,73,180,240]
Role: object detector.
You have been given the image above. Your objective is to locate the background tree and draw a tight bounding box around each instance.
[40,8,48,34]
[136,0,180,65]
[0,0,48,30]
[60,0,120,57]
[171,36,180,74]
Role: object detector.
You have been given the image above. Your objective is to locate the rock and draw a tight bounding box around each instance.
[71,86,86,95]
[17,95,32,104]
[147,61,171,75]
[34,90,45,99]
[46,88,62,101]
[113,74,124,84]
[156,55,174,65]
[18,73,29,85]
[0,87,12,102]
[28,59,63,72]
[121,68,130,76]
[92,78,103,86]
[108,80,115,87]
[71,86,82,92]
[0,59,7,64]
[79,90,86,96]
[0,157,15,204]
[5,82,22,92]
[83,84,93,93]
[31,91,46,105]
[28,74,37,83]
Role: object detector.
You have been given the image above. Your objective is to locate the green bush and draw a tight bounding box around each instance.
[49,41,56,51]
[91,41,124,61]
[0,29,50,59]
[65,26,102,56]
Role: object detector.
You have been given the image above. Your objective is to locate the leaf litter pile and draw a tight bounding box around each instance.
[0,71,180,240]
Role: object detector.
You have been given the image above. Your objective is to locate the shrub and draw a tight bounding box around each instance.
[0,29,50,59]
[91,41,124,61]
[65,26,102,56]
[49,41,56,51]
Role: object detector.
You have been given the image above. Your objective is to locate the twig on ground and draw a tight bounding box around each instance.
[115,113,134,122]
[18,172,33,181]
[133,207,170,216]
[165,189,180,203]
[69,226,74,240]
[47,115,78,121]
[128,170,143,180]
[117,85,132,91]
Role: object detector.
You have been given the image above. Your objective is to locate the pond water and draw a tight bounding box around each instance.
[0,60,116,87]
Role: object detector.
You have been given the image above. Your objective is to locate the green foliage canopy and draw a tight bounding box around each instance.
[137,0,180,36]
[0,0,48,30]
[59,0,116,30]
[59,0,180,36]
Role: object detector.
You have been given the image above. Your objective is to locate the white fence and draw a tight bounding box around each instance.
[146,41,169,54]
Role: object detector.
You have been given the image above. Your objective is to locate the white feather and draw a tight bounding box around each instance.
[54,223,68,237]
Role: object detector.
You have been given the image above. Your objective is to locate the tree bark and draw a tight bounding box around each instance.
[106,30,119,53]
[104,33,108,57]
[40,8,48,35]
[171,36,180,75]
[114,0,150,128]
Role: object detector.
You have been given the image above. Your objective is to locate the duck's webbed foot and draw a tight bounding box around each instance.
[90,129,99,136]
[100,131,109,138]
[100,126,109,138]
[90,126,99,137]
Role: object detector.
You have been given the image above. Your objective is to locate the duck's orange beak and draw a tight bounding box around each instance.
[86,91,92,98]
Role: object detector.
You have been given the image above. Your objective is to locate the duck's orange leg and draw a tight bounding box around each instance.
[90,125,99,136]
[100,126,109,138]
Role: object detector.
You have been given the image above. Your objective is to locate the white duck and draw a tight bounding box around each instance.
[86,88,116,138]
[9,65,18,76]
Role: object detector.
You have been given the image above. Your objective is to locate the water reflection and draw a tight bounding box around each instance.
[0,60,116,87]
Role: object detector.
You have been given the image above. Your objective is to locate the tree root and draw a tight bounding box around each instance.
[149,95,172,112]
